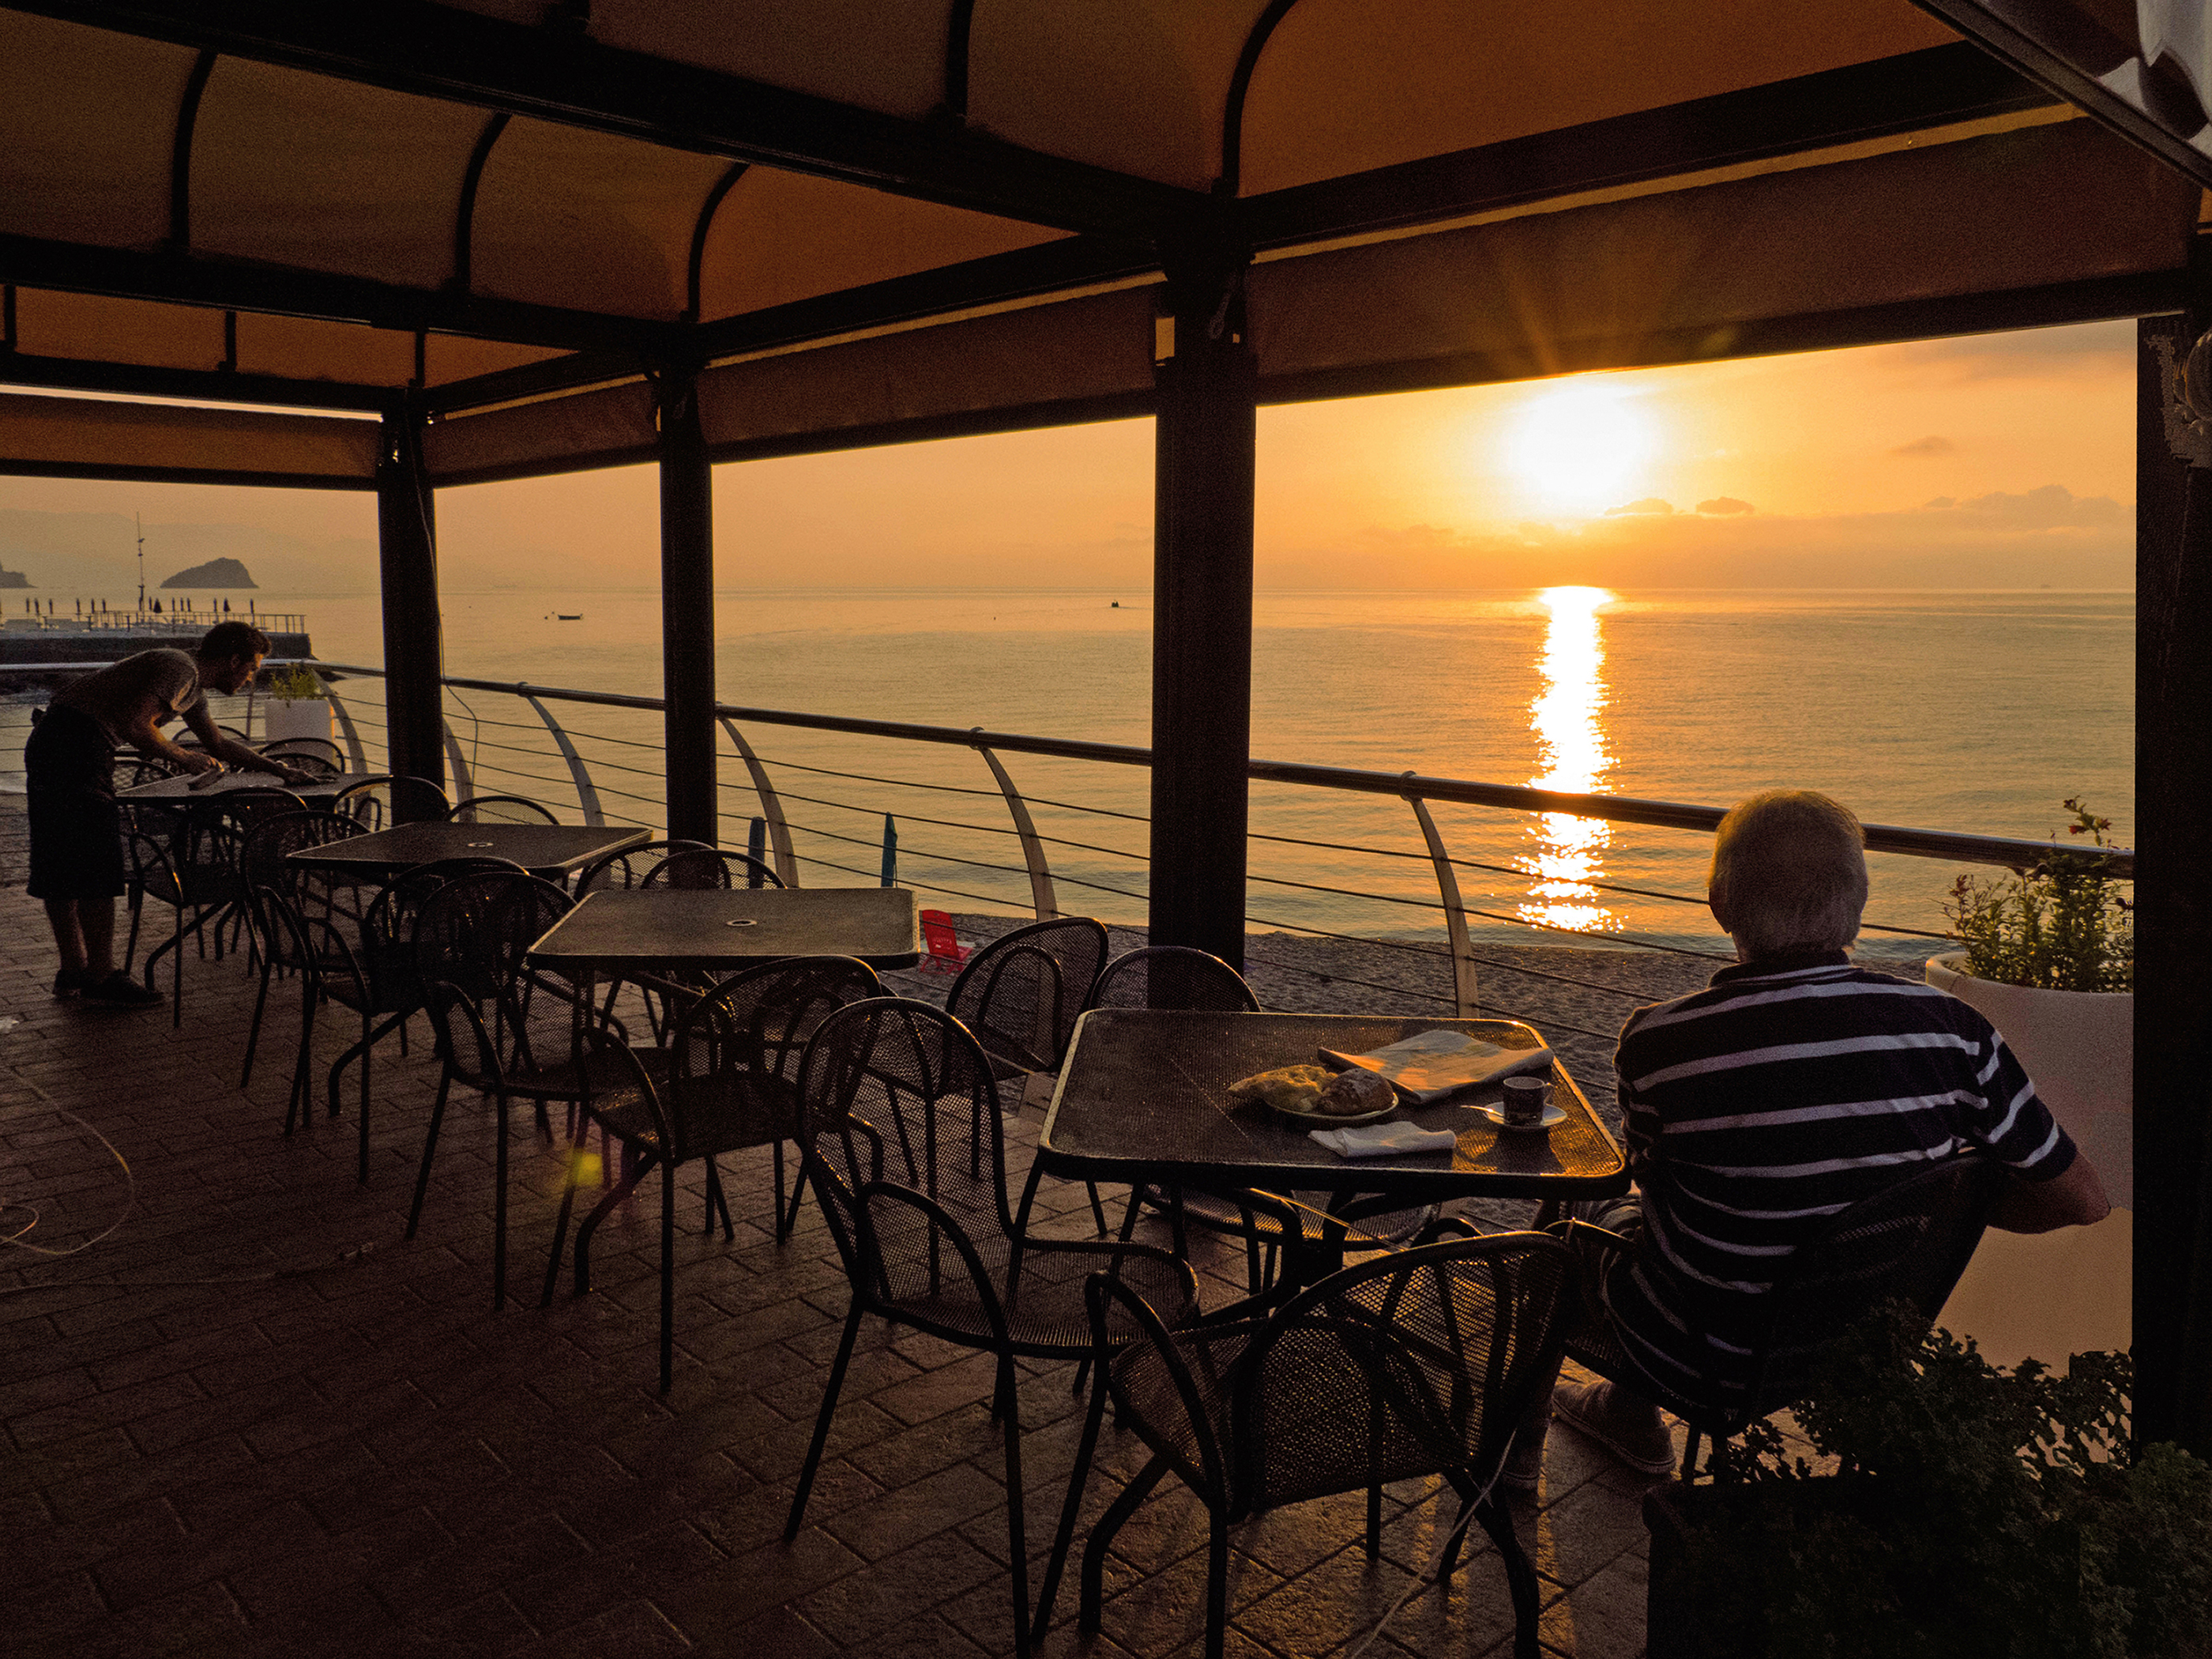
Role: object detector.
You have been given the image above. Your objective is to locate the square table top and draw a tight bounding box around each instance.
[120,769,363,803]
[284,821,647,881]
[1040,1010,1627,1202]
[525,886,921,974]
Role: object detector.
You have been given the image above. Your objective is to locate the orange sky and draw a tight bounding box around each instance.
[0,318,2138,593]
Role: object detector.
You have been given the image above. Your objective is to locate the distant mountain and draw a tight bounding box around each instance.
[0,563,25,589]
[160,557,257,589]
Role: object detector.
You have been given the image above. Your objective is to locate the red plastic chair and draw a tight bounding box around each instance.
[916,908,970,975]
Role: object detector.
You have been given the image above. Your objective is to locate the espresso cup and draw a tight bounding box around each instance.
[1500,1074,1548,1127]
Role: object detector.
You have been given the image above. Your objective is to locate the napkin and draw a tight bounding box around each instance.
[1307,1123,1460,1159]
[1321,1029,1552,1104]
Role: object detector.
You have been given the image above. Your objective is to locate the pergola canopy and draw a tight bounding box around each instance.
[0,0,2198,487]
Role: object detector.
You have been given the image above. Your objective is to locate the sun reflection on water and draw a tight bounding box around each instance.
[1521,586,1617,932]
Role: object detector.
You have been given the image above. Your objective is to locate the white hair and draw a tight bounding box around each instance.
[1709,790,1868,957]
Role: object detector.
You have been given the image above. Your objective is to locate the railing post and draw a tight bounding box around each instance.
[521,688,606,826]
[717,716,797,886]
[317,675,371,773]
[972,735,1059,921]
[1403,781,1479,1018]
[441,718,474,803]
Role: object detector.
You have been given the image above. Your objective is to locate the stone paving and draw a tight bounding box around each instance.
[0,853,1670,1658]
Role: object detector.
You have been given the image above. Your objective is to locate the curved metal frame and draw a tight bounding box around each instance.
[972,730,1059,921]
[1216,0,1307,196]
[1404,780,1478,1018]
[718,714,798,885]
[452,111,511,295]
[522,688,605,825]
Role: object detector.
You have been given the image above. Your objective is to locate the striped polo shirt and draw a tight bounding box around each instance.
[1601,949,2075,1401]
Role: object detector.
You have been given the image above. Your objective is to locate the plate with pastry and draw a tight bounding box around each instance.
[1227,1063,1399,1126]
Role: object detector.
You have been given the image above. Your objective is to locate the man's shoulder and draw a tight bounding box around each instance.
[1620,963,1963,1051]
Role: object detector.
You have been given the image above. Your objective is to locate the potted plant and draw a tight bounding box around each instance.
[1646,1307,2212,1658]
[1921,800,2134,1367]
[260,661,334,746]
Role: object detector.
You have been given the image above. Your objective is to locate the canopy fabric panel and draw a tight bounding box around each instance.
[1247,116,2195,394]
[422,380,657,487]
[10,291,230,373]
[0,392,379,487]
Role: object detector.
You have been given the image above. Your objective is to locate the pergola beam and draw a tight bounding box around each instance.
[1241,42,2056,248]
[24,0,1203,243]
[0,348,399,413]
[0,232,674,356]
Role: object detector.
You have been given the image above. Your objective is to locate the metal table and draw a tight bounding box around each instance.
[1040,1010,1627,1206]
[524,886,923,977]
[119,769,365,804]
[284,821,648,883]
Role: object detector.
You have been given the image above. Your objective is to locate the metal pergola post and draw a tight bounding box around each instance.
[1146,243,1257,970]
[2135,269,2212,1456]
[374,401,446,809]
[657,363,718,845]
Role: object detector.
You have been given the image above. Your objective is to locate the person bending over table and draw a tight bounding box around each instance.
[1509,788,2110,1488]
[25,621,307,1006]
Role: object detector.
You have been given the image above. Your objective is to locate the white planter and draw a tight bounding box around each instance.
[1924,951,2132,1369]
[264,697,334,746]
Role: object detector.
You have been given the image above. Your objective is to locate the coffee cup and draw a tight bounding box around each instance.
[1500,1074,1548,1127]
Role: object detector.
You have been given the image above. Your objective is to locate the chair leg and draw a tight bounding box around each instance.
[996,1354,1033,1659]
[574,1153,649,1297]
[784,1298,865,1541]
[775,1142,809,1243]
[659,1158,676,1393]
[704,1157,734,1240]
[1204,1512,1231,1659]
[240,961,272,1088]
[406,1069,453,1241]
[122,891,143,975]
[1080,1454,1166,1633]
[1031,1362,1111,1646]
[1477,1495,1542,1659]
[540,1119,589,1309]
[284,984,318,1136]
[492,1091,510,1314]
[1085,1180,1108,1236]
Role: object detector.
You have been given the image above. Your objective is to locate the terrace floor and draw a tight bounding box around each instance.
[0,830,1676,1658]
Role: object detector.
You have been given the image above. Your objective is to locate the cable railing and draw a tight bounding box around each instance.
[2,657,2130,1030]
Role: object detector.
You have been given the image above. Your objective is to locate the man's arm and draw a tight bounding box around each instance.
[178,698,288,775]
[1987,1151,2112,1234]
[123,690,220,774]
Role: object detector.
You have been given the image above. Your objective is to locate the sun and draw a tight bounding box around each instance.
[1504,378,1657,512]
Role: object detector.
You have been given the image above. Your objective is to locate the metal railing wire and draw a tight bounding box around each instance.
[4,658,2130,1024]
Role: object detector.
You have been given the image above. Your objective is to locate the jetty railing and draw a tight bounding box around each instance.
[2,658,2127,1038]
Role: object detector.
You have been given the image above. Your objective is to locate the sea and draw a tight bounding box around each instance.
[2,586,2135,963]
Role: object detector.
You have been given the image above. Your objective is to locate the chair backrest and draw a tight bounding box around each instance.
[920,909,964,957]
[409,870,573,1009]
[238,810,367,940]
[573,838,711,893]
[796,998,1011,1288]
[641,847,784,890]
[332,773,451,829]
[446,794,559,825]
[261,736,345,773]
[1737,1154,2002,1422]
[1086,946,1258,1014]
[1092,1231,1577,1518]
[661,957,880,1157]
[945,916,1110,1072]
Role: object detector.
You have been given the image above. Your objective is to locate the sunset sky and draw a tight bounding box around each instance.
[0,317,2137,596]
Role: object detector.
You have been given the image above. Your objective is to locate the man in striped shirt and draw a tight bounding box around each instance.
[1522,790,2110,1484]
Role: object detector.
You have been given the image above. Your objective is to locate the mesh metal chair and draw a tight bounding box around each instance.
[1551,1153,2002,1480]
[237,811,367,1090]
[783,997,1198,1659]
[571,837,711,894]
[639,846,783,890]
[946,916,1109,1075]
[397,871,579,1308]
[1034,1232,1578,1659]
[259,737,345,775]
[124,786,306,1026]
[536,956,883,1386]
[330,773,450,829]
[446,794,559,824]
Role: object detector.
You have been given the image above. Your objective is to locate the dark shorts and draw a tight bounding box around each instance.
[25,706,126,901]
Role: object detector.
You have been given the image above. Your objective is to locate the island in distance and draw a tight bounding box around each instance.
[160,556,256,589]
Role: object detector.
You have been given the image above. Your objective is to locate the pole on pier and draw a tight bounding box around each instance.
[2135,246,2212,1457]
[656,362,718,845]
[1147,236,1257,970]
[376,401,446,810]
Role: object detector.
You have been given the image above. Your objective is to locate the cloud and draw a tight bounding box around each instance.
[1888,318,2135,380]
[1947,484,2123,528]
[1604,498,1674,516]
[1696,497,1754,515]
[1890,435,1958,457]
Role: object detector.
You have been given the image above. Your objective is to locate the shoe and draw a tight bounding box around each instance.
[82,972,164,1008]
[51,968,96,998]
[1499,1426,1547,1495]
[1552,1380,1677,1477]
